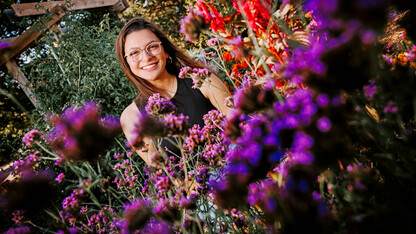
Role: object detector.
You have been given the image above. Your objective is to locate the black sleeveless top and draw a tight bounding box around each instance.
[134,77,216,156]
[170,77,216,126]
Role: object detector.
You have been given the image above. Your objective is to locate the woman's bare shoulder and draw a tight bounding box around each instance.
[120,102,141,127]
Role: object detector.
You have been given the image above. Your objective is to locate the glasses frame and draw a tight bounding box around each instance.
[124,41,163,63]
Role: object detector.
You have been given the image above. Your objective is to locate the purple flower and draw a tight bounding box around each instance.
[203,109,226,130]
[183,125,205,153]
[293,132,314,150]
[189,68,210,88]
[384,101,398,113]
[316,117,332,132]
[0,42,11,51]
[178,66,192,79]
[69,227,78,234]
[290,74,303,85]
[178,194,197,209]
[164,113,190,136]
[360,29,377,44]
[113,152,125,160]
[80,205,88,214]
[247,179,279,213]
[363,80,377,100]
[3,226,31,234]
[55,172,65,183]
[316,94,330,107]
[142,220,173,234]
[62,189,86,211]
[12,210,24,224]
[291,151,314,164]
[206,38,218,47]
[22,129,43,147]
[28,151,41,162]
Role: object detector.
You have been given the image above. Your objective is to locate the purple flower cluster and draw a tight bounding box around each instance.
[206,38,218,47]
[3,226,31,234]
[127,113,165,148]
[55,172,65,183]
[12,210,24,224]
[62,189,87,212]
[179,7,209,42]
[22,129,43,147]
[113,159,138,189]
[232,82,277,115]
[383,101,398,113]
[178,67,210,88]
[164,113,189,136]
[364,80,377,100]
[47,102,121,162]
[0,42,11,51]
[123,198,153,232]
[145,93,175,117]
[153,198,180,223]
[248,179,281,219]
[183,110,228,167]
[183,125,205,153]
[142,219,173,234]
[86,206,119,233]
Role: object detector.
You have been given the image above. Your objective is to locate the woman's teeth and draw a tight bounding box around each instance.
[142,63,157,70]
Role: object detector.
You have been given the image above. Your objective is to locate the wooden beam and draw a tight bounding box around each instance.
[110,0,130,12]
[11,0,127,17]
[0,37,18,44]
[6,60,43,110]
[0,5,66,67]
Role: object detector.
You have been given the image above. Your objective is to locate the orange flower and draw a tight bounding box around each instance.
[222,51,233,63]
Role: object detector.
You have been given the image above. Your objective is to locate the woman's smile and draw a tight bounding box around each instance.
[140,62,159,71]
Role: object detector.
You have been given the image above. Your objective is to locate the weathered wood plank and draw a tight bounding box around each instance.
[6,60,43,110]
[11,0,122,17]
[0,5,66,67]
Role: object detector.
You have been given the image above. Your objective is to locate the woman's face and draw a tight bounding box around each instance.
[124,29,170,83]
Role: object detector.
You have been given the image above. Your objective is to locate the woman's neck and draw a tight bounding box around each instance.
[150,73,177,99]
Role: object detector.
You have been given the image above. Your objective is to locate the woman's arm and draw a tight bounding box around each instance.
[200,73,233,117]
[120,102,156,165]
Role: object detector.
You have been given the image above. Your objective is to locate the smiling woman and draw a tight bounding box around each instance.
[115,17,231,165]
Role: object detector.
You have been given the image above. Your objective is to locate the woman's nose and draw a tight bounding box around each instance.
[142,50,154,60]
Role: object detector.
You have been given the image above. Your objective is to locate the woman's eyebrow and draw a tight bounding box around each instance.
[126,40,158,51]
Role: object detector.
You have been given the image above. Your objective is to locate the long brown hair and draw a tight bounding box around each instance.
[115,17,204,108]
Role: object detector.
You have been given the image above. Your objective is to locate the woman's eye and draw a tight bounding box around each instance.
[149,45,158,50]
[131,51,140,56]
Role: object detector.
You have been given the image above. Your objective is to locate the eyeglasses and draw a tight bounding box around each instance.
[124,41,163,62]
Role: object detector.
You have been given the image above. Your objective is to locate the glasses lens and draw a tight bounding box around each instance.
[146,42,162,56]
[131,50,142,62]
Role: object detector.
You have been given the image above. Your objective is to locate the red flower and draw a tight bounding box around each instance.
[196,0,225,32]
[231,0,275,35]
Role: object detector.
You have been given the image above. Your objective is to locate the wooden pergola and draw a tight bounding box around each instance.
[0,0,129,110]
